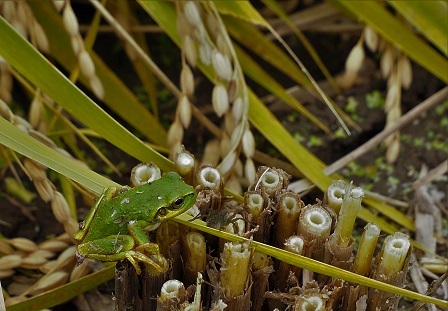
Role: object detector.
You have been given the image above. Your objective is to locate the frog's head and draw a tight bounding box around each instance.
[146,172,196,226]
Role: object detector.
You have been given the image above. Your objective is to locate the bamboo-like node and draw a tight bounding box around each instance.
[285,236,304,254]
[130,163,161,186]
[176,151,195,175]
[160,280,185,300]
[379,232,411,276]
[198,166,221,189]
[259,171,280,191]
[324,180,346,213]
[245,192,264,217]
[299,205,332,236]
[295,294,325,311]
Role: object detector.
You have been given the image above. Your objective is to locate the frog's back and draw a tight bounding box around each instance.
[83,172,193,241]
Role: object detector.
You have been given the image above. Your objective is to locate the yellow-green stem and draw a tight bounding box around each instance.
[353,223,380,276]
[333,186,364,247]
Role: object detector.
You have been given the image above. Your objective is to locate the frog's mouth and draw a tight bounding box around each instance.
[144,221,161,231]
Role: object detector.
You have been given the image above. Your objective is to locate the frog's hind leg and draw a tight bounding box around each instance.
[77,235,163,274]
[85,250,163,274]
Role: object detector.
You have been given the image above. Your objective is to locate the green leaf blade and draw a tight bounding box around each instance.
[388,1,448,56]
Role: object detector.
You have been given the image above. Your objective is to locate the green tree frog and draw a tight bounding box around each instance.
[74,172,196,274]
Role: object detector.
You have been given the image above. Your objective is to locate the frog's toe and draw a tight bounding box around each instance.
[135,242,160,256]
[75,249,85,266]
[124,253,142,274]
[127,250,164,273]
[118,185,131,194]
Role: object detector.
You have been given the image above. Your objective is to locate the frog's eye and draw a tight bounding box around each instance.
[172,197,184,209]
[157,207,167,217]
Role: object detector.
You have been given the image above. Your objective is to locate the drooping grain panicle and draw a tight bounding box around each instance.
[167,119,184,150]
[0,2,49,104]
[217,150,236,176]
[0,106,82,247]
[0,2,49,53]
[362,26,413,163]
[174,1,253,188]
[212,50,232,82]
[55,1,104,99]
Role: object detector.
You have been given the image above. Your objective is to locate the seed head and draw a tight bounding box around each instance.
[183,35,197,68]
[180,65,195,97]
[242,128,255,158]
[167,120,183,147]
[346,43,364,73]
[79,50,95,78]
[364,26,378,52]
[62,4,79,36]
[9,237,38,252]
[212,50,232,82]
[51,191,71,223]
[232,97,243,122]
[244,158,256,184]
[178,95,192,128]
[212,83,229,117]
[398,56,412,89]
[33,20,49,53]
[199,42,212,66]
[89,75,105,100]
[219,151,237,176]
[183,1,202,28]
[381,48,394,78]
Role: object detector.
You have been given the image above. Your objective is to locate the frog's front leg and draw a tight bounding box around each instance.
[127,220,165,265]
[77,234,162,274]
